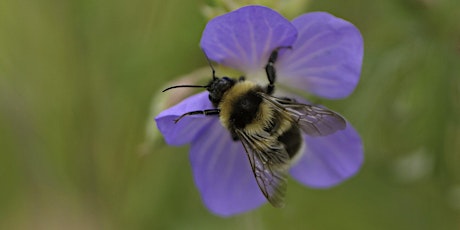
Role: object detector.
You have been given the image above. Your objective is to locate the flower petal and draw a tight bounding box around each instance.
[190,119,266,216]
[200,5,297,73]
[290,122,363,188]
[277,12,364,99]
[155,92,215,146]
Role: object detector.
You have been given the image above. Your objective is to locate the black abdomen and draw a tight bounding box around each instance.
[277,125,302,159]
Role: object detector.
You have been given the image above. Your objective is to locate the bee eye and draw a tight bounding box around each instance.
[222,77,235,83]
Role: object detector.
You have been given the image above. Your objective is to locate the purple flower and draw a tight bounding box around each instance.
[155,5,364,216]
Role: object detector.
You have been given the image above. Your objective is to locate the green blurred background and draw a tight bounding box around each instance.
[1,0,459,229]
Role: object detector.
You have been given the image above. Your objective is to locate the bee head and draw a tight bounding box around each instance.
[206,76,236,106]
[162,50,237,107]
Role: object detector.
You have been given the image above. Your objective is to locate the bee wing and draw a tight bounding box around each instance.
[236,130,289,208]
[259,94,346,136]
[285,103,346,136]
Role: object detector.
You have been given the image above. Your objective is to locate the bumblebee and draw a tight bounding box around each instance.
[163,48,346,207]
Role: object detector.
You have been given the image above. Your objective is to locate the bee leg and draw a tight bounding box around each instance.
[174,109,220,123]
[265,46,292,95]
[278,97,297,104]
[238,76,246,82]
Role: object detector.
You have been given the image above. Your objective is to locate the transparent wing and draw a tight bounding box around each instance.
[236,130,289,208]
[258,94,346,136]
[285,103,346,136]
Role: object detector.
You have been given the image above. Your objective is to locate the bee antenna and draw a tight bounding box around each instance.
[202,49,217,80]
[162,84,208,92]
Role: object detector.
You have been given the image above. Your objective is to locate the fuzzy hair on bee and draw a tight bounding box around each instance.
[162,47,347,208]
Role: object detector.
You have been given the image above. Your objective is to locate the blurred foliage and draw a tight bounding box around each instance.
[0,0,459,229]
[201,0,311,19]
